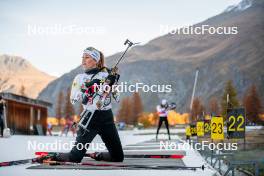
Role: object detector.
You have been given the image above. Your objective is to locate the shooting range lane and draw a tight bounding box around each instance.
[27,138,186,170]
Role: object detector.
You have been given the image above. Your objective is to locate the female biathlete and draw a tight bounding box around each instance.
[49,47,124,163]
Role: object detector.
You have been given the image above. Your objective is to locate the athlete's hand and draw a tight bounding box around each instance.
[111,67,118,75]
[106,74,119,86]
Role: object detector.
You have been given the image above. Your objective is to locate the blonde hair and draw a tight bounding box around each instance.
[97,51,105,69]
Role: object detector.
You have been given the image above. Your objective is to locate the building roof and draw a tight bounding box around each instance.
[0,92,52,108]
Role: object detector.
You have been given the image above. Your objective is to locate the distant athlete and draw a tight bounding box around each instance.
[47,122,53,136]
[156,99,176,140]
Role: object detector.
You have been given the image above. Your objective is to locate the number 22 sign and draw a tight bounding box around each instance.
[227,108,245,138]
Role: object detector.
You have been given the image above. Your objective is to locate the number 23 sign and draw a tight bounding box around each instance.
[211,116,224,140]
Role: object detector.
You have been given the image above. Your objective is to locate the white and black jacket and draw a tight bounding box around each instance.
[70,68,119,111]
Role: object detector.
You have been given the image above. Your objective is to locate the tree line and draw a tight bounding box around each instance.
[55,90,144,126]
[190,80,263,124]
[55,88,75,124]
[55,80,263,126]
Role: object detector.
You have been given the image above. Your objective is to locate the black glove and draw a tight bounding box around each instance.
[106,74,120,86]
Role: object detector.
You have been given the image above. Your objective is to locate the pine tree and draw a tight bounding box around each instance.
[116,97,130,123]
[221,80,239,119]
[243,85,262,124]
[131,92,144,125]
[191,97,204,122]
[56,91,64,125]
[209,97,219,116]
[64,88,75,119]
[126,97,133,124]
[117,94,144,125]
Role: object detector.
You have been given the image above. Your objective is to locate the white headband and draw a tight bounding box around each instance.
[83,48,100,63]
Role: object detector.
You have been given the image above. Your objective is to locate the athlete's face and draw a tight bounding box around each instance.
[82,53,97,70]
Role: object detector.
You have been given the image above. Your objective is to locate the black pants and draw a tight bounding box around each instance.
[156,116,170,139]
[69,109,124,162]
[0,115,4,136]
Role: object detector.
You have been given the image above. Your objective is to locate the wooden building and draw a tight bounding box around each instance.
[0,92,52,135]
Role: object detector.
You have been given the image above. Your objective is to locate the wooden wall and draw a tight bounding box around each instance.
[6,99,47,135]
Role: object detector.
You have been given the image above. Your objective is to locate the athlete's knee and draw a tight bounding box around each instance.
[112,152,124,162]
[69,149,86,163]
[112,156,124,162]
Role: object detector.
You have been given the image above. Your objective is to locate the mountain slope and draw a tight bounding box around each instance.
[38,0,264,115]
[0,54,56,98]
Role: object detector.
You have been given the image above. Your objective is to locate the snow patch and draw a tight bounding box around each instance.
[224,0,252,13]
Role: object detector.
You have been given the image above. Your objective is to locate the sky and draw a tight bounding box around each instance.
[0,0,241,77]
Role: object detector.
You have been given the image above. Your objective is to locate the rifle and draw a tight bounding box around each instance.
[76,39,139,134]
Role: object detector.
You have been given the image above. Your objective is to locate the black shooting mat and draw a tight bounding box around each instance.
[27,157,185,170]
[27,139,185,170]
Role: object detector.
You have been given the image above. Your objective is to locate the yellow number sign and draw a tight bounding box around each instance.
[211,117,224,140]
[197,121,204,137]
[204,120,211,135]
[190,124,197,136]
[186,126,191,136]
